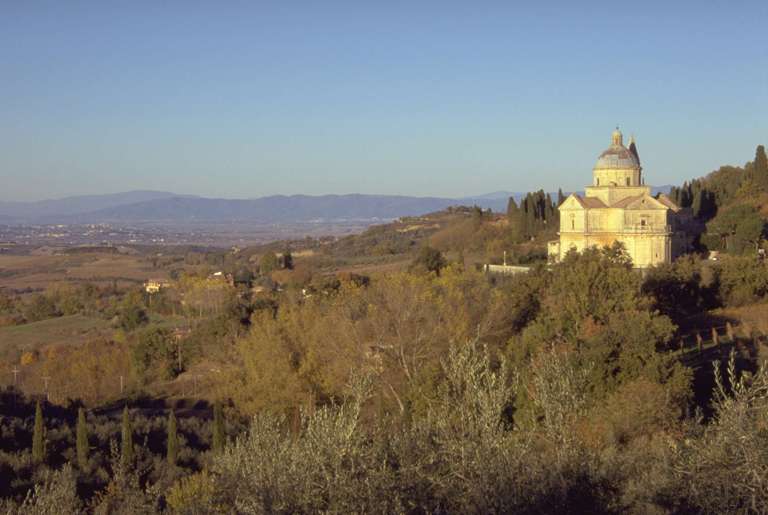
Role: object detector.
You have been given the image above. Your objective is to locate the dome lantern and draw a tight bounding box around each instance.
[611,127,623,146]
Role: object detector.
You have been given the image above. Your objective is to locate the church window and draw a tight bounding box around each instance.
[625,177,630,186]
[596,178,600,186]
[641,219,646,226]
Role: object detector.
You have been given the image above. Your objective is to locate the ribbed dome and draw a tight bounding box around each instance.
[594,129,640,170]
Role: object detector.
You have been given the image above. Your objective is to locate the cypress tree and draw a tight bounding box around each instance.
[212,402,225,453]
[692,190,703,219]
[121,406,133,467]
[557,188,565,206]
[167,409,178,465]
[32,401,45,464]
[754,145,768,190]
[76,407,88,470]
[282,250,294,270]
[522,196,534,238]
[545,193,555,224]
[506,196,519,220]
[507,198,524,242]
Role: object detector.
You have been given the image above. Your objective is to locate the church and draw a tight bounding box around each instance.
[547,129,690,268]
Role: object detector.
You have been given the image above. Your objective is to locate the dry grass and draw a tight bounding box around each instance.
[0,314,112,363]
[712,302,768,334]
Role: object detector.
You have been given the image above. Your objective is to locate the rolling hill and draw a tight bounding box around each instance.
[0,190,187,220]
[0,187,674,225]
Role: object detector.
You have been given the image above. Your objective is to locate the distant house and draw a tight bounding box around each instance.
[145,279,171,294]
[483,264,530,276]
[209,271,236,287]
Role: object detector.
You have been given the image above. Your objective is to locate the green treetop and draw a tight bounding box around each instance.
[212,402,226,453]
[167,409,178,465]
[32,401,45,464]
[76,407,88,470]
[121,406,133,467]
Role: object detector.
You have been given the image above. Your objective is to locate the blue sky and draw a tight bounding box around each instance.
[1,1,766,201]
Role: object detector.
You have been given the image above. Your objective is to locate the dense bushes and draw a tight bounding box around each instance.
[3,245,768,512]
[6,344,767,513]
[643,254,768,317]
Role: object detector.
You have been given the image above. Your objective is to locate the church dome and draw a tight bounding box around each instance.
[594,128,640,170]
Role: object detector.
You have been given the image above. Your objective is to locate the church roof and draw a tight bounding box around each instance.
[580,196,607,208]
[594,129,641,171]
[611,194,645,208]
[570,195,606,208]
[655,193,680,211]
[611,194,670,210]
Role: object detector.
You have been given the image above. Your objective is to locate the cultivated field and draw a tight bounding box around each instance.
[0,314,112,363]
[0,252,164,291]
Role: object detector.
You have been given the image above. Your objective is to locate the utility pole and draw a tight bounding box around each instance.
[119,375,124,394]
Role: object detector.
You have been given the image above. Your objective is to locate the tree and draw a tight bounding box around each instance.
[233,268,254,286]
[414,246,447,276]
[15,465,82,513]
[282,250,294,270]
[121,406,134,467]
[674,352,768,512]
[32,401,45,464]
[167,409,178,465]
[691,188,716,221]
[118,303,148,332]
[24,294,59,323]
[734,214,765,252]
[752,144,768,191]
[706,204,765,253]
[76,407,88,470]
[259,252,279,275]
[212,402,226,453]
[132,327,179,382]
[506,198,524,242]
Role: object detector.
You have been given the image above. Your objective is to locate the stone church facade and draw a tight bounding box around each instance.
[548,129,690,268]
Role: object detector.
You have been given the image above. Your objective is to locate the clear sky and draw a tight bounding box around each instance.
[1,1,766,201]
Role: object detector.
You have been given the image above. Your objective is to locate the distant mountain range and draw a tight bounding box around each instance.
[0,191,193,219]
[0,187,673,225]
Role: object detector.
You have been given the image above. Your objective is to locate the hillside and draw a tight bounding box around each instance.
[670,144,768,254]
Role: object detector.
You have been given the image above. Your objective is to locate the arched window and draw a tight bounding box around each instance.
[596,178,600,186]
[626,177,630,186]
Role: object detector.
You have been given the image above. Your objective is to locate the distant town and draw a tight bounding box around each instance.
[0,220,372,248]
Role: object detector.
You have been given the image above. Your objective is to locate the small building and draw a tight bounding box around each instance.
[483,264,530,275]
[145,279,171,294]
